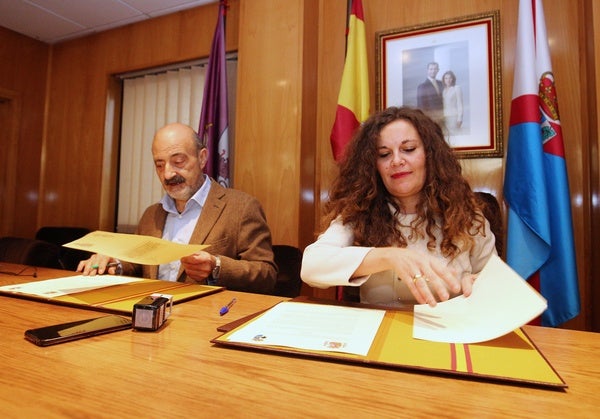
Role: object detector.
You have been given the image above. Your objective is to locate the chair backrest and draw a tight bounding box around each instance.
[0,236,62,269]
[272,244,303,297]
[35,226,92,270]
[474,191,504,257]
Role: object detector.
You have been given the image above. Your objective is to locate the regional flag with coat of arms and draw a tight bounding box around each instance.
[503,0,580,327]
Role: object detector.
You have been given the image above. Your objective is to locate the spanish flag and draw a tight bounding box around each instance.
[330,0,370,162]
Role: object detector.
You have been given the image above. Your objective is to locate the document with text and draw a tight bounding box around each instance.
[225,302,386,356]
[413,254,548,343]
[63,230,209,265]
[0,275,143,297]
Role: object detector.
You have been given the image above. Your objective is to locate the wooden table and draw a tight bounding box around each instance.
[1,264,599,418]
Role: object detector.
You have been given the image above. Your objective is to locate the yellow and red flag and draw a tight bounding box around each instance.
[330,0,370,162]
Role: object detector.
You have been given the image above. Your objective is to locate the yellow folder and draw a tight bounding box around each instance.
[212,298,566,389]
[0,277,223,314]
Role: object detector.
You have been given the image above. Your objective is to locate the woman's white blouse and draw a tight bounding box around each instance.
[300,213,497,307]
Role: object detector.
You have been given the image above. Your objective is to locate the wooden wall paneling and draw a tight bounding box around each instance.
[298,0,319,251]
[314,0,346,239]
[0,88,20,237]
[99,76,122,231]
[40,43,104,229]
[588,0,600,332]
[235,0,306,246]
[310,0,350,300]
[0,28,49,238]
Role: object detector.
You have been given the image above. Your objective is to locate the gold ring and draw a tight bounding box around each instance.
[412,273,423,283]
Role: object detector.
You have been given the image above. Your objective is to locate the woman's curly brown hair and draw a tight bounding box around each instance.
[323,106,486,259]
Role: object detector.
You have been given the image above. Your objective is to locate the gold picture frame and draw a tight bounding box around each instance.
[376,11,503,158]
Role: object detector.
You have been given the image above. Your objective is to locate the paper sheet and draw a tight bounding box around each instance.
[226,302,386,356]
[63,231,209,265]
[0,275,143,297]
[413,254,547,343]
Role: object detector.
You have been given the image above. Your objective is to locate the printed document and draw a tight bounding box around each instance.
[63,231,209,265]
[413,254,548,343]
[226,302,386,356]
[0,275,143,297]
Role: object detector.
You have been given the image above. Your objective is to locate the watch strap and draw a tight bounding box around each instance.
[208,255,221,285]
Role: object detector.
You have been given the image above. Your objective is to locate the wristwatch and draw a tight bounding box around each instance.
[113,259,123,275]
[208,255,221,285]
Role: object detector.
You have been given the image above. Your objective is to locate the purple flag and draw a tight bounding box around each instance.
[199,0,230,187]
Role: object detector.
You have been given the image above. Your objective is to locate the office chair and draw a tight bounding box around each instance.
[474,191,504,257]
[0,236,62,269]
[35,226,92,271]
[272,245,303,297]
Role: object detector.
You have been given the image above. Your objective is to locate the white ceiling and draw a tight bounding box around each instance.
[0,0,216,44]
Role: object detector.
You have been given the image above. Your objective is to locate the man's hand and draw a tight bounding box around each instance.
[77,254,120,276]
[180,251,217,282]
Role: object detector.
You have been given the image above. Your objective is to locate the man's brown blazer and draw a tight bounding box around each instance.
[123,179,277,294]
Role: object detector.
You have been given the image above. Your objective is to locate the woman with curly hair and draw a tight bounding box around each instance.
[301,107,497,307]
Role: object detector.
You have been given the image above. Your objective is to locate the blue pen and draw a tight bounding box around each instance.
[219,298,237,316]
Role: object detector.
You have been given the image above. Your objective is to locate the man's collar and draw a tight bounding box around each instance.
[160,174,211,214]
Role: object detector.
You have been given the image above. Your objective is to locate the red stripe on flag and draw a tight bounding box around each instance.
[509,94,540,126]
[352,0,364,20]
[330,105,360,162]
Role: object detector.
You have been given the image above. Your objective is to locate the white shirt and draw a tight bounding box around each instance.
[157,175,211,281]
[301,212,497,307]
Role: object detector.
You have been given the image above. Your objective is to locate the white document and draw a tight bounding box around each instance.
[226,302,386,356]
[63,230,209,265]
[0,275,143,297]
[413,254,547,343]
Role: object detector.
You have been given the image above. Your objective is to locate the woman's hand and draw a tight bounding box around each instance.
[357,247,462,307]
[460,273,477,298]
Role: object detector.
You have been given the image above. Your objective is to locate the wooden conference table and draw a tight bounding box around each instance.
[0,264,599,418]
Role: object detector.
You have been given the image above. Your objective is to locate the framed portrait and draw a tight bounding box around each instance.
[376,11,503,158]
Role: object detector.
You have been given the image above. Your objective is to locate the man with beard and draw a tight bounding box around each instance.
[78,123,277,294]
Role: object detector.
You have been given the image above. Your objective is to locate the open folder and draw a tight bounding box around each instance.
[0,275,223,314]
[212,297,566,389]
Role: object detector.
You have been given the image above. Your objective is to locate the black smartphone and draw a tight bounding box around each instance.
[24,315,132,347]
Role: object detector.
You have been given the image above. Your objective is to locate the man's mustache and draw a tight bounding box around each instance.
[164,175,186,186]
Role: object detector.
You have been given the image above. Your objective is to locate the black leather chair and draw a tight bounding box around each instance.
[474,191,504,257]
[35,226,92,271]
[0,236,62,269]
[272,245,303,297]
